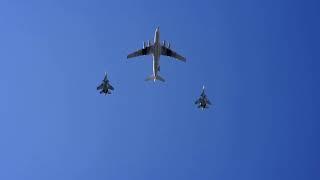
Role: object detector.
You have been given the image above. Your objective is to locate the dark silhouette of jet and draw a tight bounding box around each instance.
[195,86,211,110]
[97,72,114,95]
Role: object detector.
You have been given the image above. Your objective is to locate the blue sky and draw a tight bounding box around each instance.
[0,0,319,179]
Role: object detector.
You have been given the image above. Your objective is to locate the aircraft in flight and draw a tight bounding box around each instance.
[195,86,212,110]
[127,27,186,82]
[97,72,114,95]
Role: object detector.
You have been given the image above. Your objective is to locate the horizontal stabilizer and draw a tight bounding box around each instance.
[145,75,165,82]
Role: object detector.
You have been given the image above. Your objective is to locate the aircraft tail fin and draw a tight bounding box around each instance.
[156,75,165,82]
[145,74,165,82]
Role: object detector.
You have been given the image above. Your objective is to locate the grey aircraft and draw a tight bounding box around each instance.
[97,72,114,95]
[127,27,186,82]
[195,86,212,110]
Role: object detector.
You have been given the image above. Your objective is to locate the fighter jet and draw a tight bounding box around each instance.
[195,86,212,110]
[127,27,186,82]
[97,72,114,95]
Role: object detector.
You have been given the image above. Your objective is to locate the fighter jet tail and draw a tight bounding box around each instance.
[145,75,165,82]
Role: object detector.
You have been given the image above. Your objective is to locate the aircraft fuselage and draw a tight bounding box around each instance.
[152,27,161,81]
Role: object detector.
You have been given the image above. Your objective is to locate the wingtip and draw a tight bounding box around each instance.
[182,57,187,62]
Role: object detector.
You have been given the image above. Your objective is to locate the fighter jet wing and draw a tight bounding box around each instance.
[161,46,186,62]
[207,100,212,105]
[127,46,153,59]
[195,99,200,104]
[109,85,114,90]
[97,84,103,90]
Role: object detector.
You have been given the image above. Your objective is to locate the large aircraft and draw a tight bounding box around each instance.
[195,86,212,110]
[127,27,186,82]
[97,72,114,95]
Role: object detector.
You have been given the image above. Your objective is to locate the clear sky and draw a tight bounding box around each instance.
[0,0,319,179]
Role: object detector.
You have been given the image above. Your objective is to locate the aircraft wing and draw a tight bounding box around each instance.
[97,84,103,90]
[195,99,200,104]
[161,46,186,62]
[127,46,153,59]
[109,84,114,90]
[207,100,212,105]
